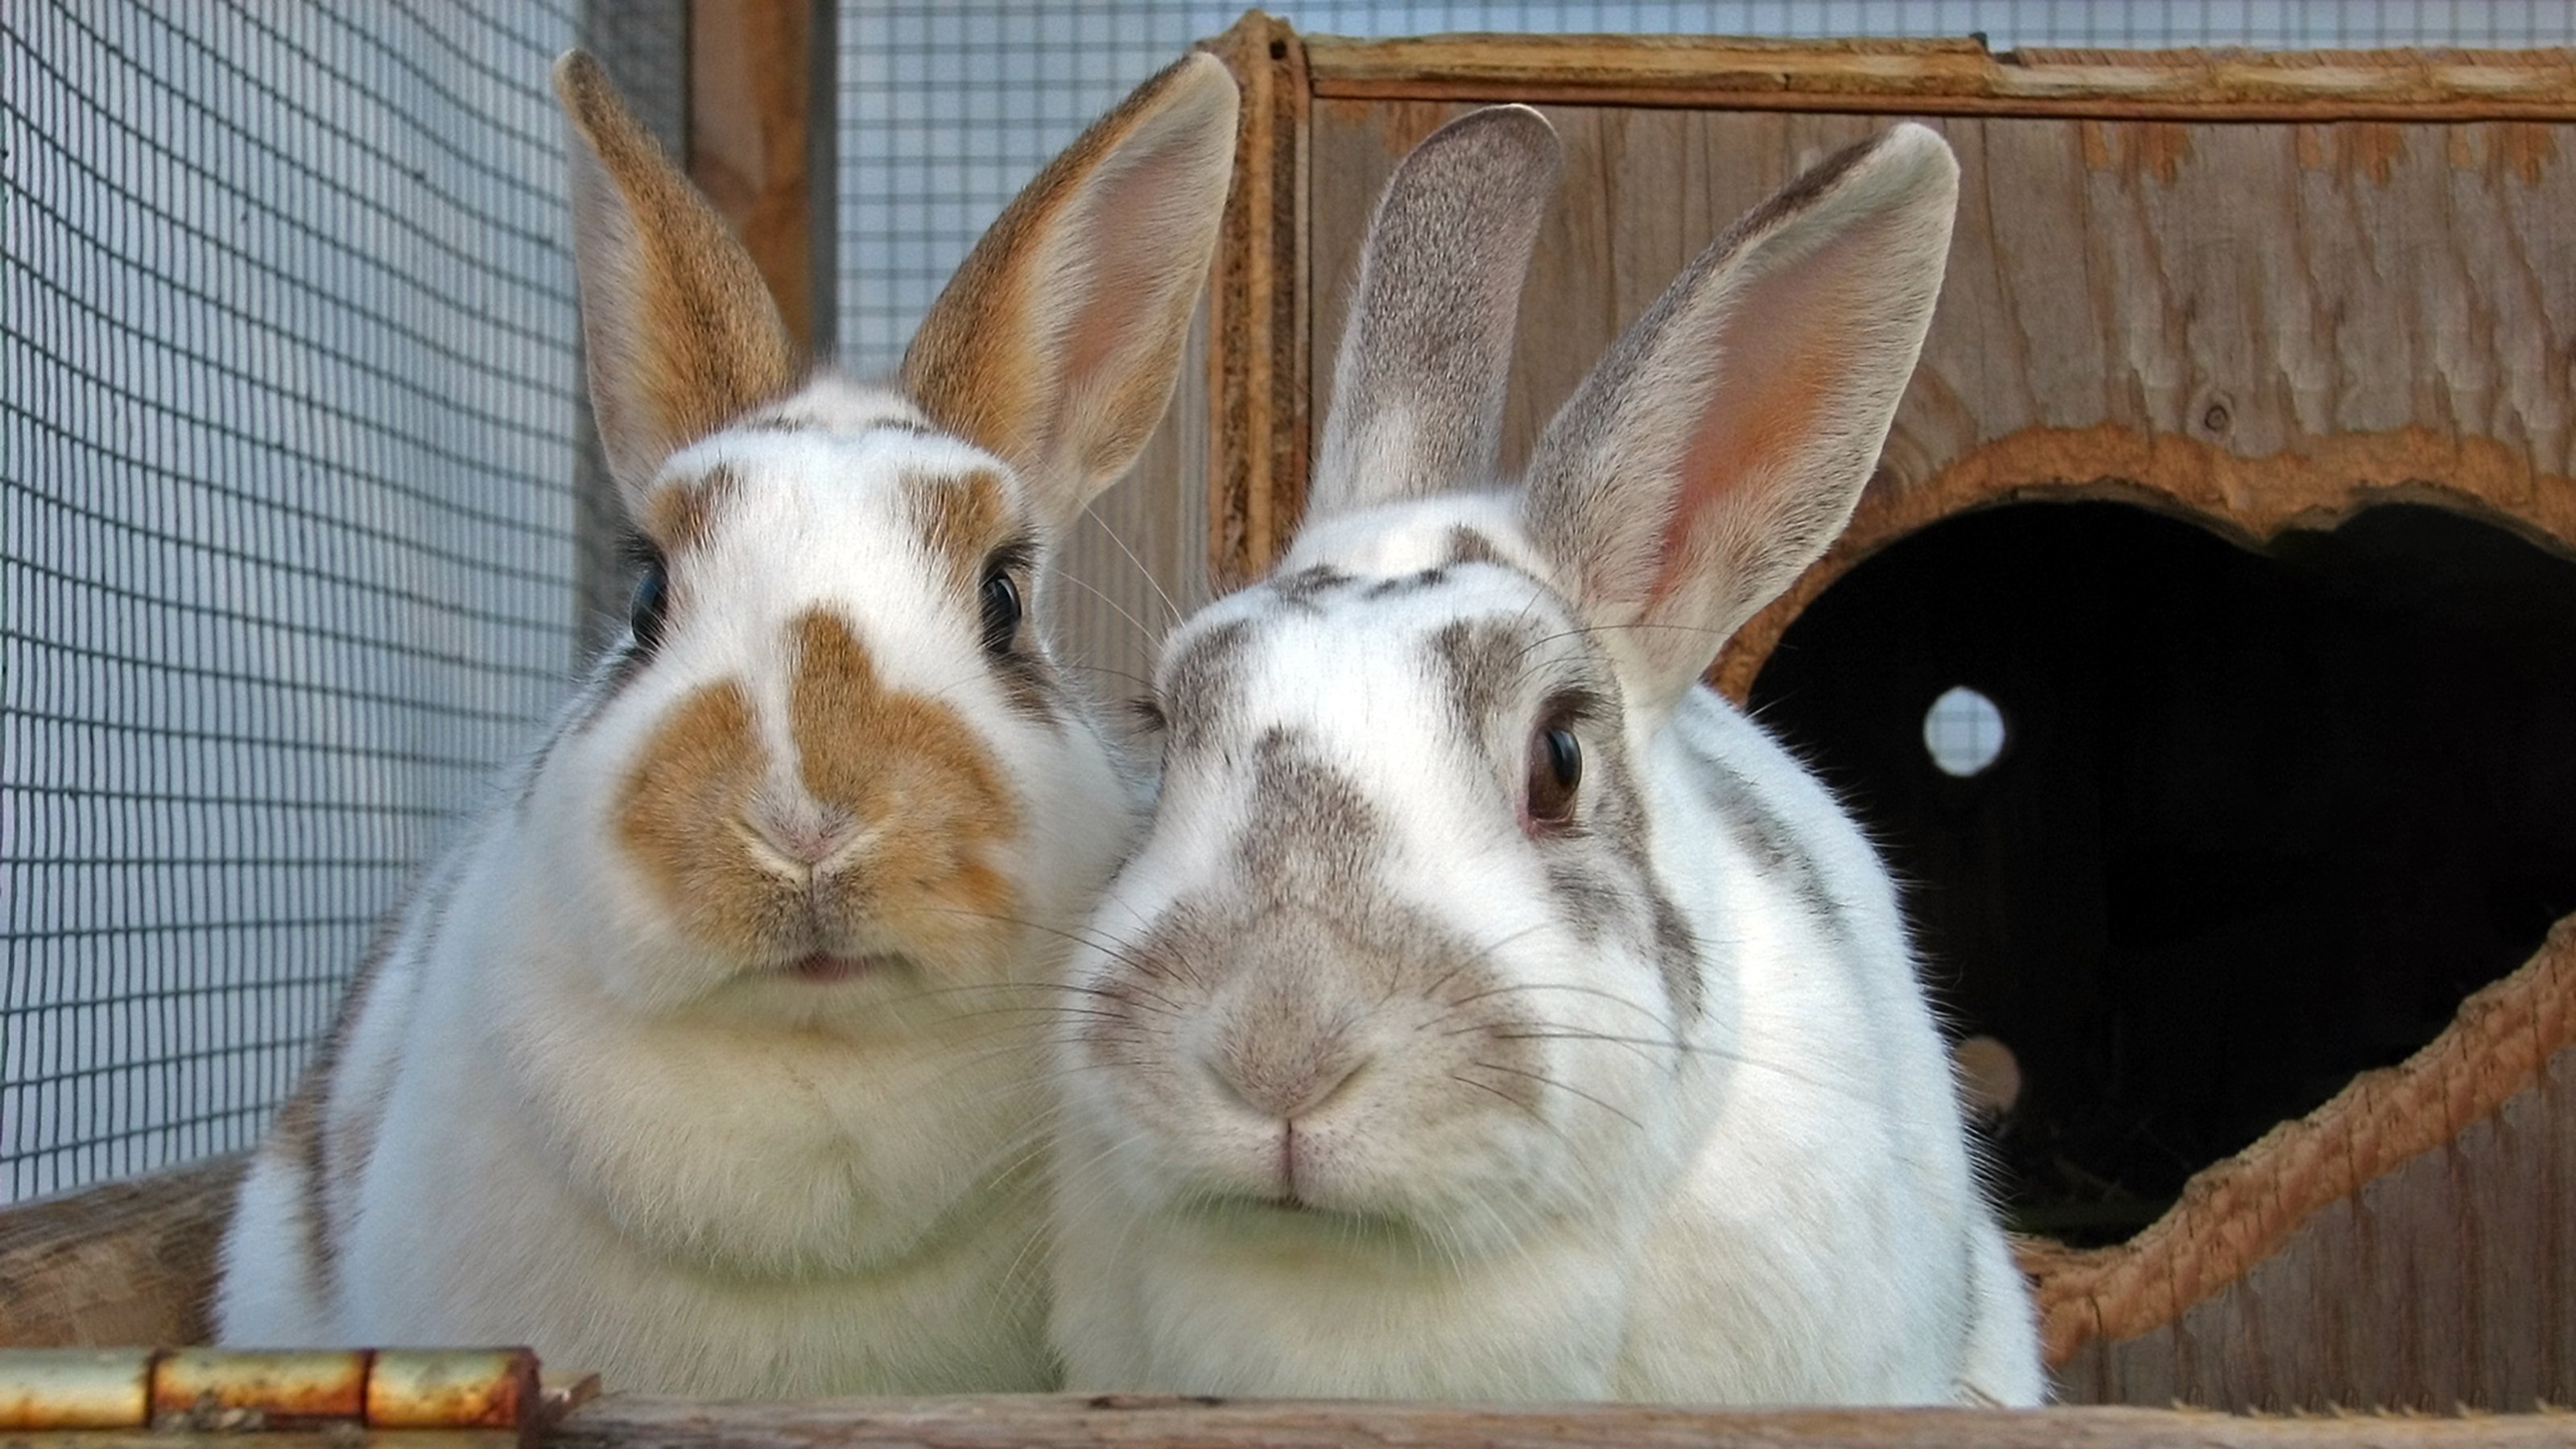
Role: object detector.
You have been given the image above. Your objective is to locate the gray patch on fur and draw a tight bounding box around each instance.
[1363,566,1448,600]
[1704,761,1839,933]
[1236,728,1381,901]
[1158,617,1254,749]
[1268,564,1356,611]
[1444,526,1508,569]
[296,851,464,1302]
[1426,616,1541,738]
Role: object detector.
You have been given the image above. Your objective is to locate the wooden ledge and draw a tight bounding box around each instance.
[1299,29,2576,119]
[551,1395,2576,1447]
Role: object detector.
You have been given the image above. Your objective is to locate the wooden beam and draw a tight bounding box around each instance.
[554,1395,2576,1448]
[688,0,832,355]
[0,1159,239,1348]
[1201,10,1311,591]
[1301,31,2576,121]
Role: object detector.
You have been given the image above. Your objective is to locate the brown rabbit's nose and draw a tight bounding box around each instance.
[745,800,858,870]
[1203,1030,1371,1121]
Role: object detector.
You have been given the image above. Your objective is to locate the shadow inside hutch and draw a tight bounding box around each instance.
[1748,501,2576,1247]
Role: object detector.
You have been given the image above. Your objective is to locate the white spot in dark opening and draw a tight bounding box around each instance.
[1924,685,2006,778]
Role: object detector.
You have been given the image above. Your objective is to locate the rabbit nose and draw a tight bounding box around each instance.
[745,801,857,869]
[1203,1036,1370,1122]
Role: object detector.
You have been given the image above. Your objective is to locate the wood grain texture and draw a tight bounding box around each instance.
[1279,42,2576,1414]
[1302,102,2576,697]
[1203,11,1311,591]
[2038,919,2576,1407]
[0,1159,239,1348]
[1302,31,2576,121]
[689,0,823,352]
[551,1396,2576,1449]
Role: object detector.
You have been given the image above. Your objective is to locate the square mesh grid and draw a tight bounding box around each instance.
[2,2,590,1202]
[836,0,2576,374]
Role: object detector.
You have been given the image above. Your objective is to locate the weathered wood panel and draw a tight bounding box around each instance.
[1284,41,2576,1415]
[2041,920,2575,1408]
[688,0,831,353]
[1302,33,2576,122]
[1303,101,2576,689]
[551,1395,2576,1449]
[0,1159,237,1348]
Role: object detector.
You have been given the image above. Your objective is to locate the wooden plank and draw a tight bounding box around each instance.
[553,1396,2576,1448]
[2031,924,2576,1405]
[0,1160,240,1348]
[1302,32,2576,121]
[1202,11,1311,590]
[688,0,828,353]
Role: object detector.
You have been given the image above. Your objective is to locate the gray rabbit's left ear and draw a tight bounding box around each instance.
[1521,122,1959,719]
[1303,105,1562,527]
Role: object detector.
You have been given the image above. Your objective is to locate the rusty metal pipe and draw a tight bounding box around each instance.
[0,1348,539,1441]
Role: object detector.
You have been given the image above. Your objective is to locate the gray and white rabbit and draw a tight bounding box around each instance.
[215,50,1237,1394]
[1045,107,2044,1406]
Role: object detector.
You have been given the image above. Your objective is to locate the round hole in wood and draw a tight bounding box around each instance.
[1748,500,2576,1248]
[1924,685,2008,777]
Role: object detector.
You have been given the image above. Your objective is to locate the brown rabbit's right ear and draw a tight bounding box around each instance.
[902,53,1237,527]
[1307,105,1560,526]
[555,50,798,513]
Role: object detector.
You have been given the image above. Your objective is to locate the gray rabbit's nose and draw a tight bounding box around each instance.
[1202,1024,1371,1123]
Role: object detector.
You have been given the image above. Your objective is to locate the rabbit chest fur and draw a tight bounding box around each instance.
[216,49,1240,1395]
[1044,111,2042,1406]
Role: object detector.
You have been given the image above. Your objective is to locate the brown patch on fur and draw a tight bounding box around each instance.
[268,858,458,1302]
[556,52,799,492]
[615,679,778,956]
[640,464,744,555]
[613,613,1026,962]
[789,610,1022,935]
[906,467,1014,590]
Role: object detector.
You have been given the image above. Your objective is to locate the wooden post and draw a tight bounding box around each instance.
[1202,11,1310,592]
[688,0,836,356]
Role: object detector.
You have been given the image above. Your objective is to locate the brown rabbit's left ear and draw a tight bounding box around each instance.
[902,52,1238,526]
[555,50,799,513]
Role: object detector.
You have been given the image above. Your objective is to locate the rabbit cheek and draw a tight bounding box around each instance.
[614,679,783,960]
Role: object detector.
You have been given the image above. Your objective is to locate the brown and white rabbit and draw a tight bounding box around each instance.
[1046,108,2044,1405]
[215,49,1237,1395]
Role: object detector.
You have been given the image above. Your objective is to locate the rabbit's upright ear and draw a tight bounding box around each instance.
[903,54,1237,527]
[554,51,799,514]
[1305,105,1560,525]
[1522,122,1958,719]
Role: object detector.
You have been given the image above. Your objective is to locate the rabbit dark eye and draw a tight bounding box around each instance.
[629,561,671,653]
[1525,721,1582,829]
[979,566,1023,655]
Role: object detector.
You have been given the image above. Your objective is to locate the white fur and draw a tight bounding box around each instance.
[1046,119,2045,1406]
[217,47,1239,1391]
[217,398,1133,1393]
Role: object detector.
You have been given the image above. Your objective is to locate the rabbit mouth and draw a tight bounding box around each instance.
[782,952,899,983]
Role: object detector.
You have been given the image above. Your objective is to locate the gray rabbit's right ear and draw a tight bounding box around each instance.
[1521,122,1959,721]
[555,50,799,519]
[1304,105,1561,526]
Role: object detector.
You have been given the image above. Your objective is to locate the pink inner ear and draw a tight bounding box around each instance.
[1055,143,1200,412]
[1646,232,1873,606]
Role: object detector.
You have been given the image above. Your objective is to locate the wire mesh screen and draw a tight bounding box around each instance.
[0,2,627,1203]
[835,0,2576,374]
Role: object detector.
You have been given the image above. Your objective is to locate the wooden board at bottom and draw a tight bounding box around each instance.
[551,1396,2575,1449]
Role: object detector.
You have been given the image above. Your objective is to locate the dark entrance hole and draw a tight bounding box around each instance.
[1748,501,2576,1245]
